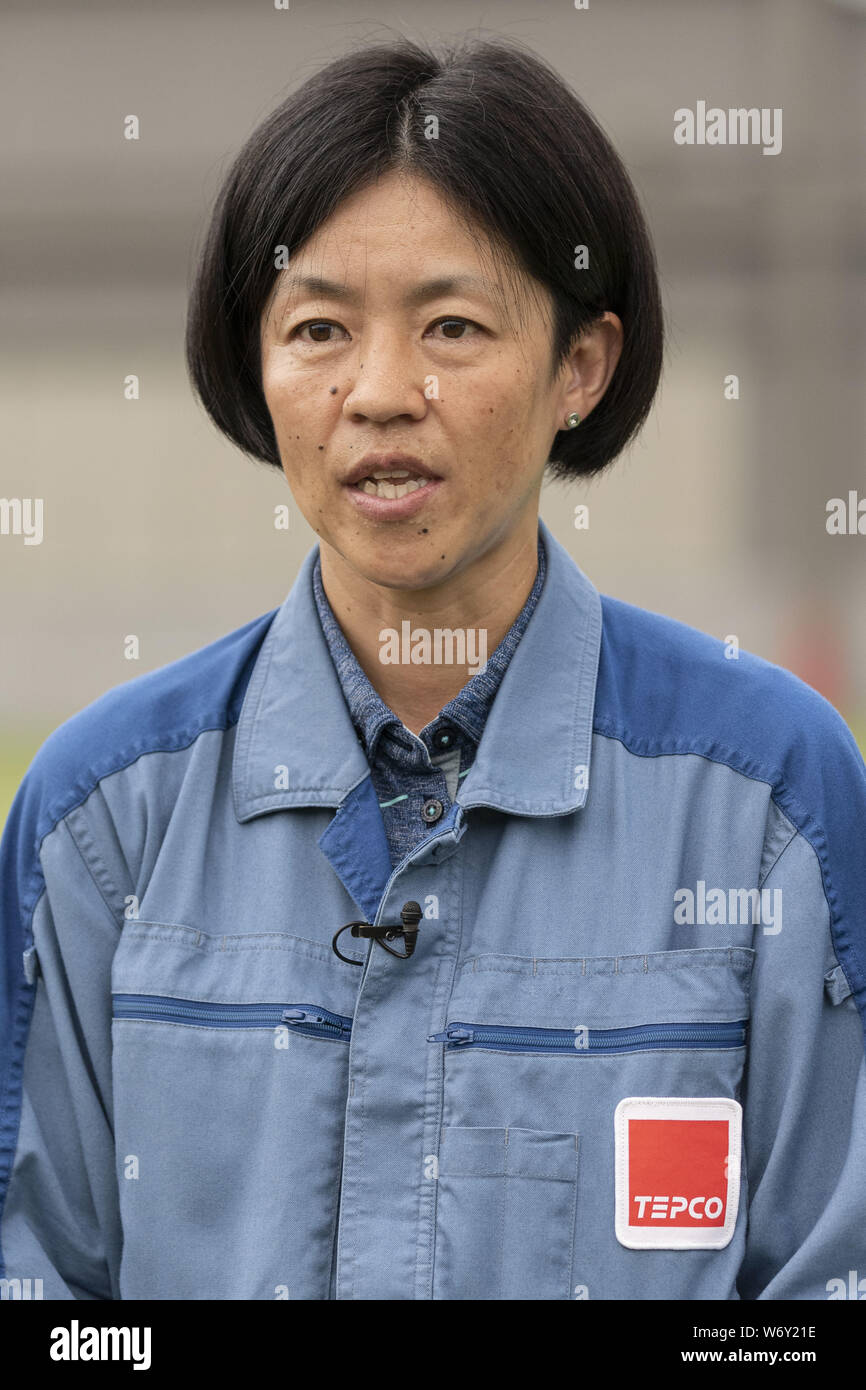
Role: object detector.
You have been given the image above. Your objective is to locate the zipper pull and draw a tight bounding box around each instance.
[282,1008,324,1025]
[427,1026,475,1045]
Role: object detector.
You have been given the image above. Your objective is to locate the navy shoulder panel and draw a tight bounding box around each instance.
[1,606,277,936]
[26,608,277,843]
[594,593,866,1046]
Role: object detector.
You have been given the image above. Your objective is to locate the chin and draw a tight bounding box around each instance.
[355,549,454,594]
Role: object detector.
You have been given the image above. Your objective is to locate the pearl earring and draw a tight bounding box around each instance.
[564,412,581,429]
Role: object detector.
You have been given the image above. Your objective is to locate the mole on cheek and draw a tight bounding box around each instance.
[329,386,337,394]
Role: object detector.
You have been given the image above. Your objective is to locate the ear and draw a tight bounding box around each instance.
[557,312,624,424]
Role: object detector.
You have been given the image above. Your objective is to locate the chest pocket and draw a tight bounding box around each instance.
[109,920,362,1300]
[428,946,755,1301]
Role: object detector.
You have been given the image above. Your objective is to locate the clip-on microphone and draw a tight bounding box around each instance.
[332,900,423,965]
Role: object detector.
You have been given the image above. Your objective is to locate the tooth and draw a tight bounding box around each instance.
[371,468,411,479]
[356,477,429,499]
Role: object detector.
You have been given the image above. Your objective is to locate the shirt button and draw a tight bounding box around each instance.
[422,798,444,824]
[432,726,456,751]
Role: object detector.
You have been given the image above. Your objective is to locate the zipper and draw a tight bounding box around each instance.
[427,1019,748,1053]
[112,994,353,1041]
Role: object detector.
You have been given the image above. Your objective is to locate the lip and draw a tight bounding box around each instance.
[342,454,442,487]
[342,453,444,522]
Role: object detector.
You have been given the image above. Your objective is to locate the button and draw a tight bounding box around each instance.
[432,726,456,751]
[422,798,444,824]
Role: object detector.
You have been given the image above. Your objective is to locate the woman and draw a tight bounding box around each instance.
[1,35,864,1302]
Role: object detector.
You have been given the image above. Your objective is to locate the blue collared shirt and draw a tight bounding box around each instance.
[312,533,547,866]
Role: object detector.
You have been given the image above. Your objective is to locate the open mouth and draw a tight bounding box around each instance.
[352,468,436,499]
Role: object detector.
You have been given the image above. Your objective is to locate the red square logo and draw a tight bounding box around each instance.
[628,1118,729,1225]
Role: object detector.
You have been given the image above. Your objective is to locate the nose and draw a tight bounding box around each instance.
[342,331,428,424]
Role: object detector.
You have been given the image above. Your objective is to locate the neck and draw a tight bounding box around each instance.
[319,527,540,735]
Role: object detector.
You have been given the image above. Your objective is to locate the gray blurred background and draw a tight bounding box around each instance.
[1,0,865,822]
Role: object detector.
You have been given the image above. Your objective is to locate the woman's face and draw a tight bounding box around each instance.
[259,170,608,593]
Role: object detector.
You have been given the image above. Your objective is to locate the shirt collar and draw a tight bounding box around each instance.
[232,517,602,821]
[311,534,547,761]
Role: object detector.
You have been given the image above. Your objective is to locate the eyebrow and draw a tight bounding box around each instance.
[276,273,500,309]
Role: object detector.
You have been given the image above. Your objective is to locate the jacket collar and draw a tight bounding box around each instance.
[232,516,602,823]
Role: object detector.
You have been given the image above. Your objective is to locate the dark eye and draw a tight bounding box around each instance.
[430,317,477,340]
[294,321,345,344]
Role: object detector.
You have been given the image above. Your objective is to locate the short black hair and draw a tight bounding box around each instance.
[186,34,665,481]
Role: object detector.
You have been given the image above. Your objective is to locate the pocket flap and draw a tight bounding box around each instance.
[439,1125,579,1181]
[448,947,756,1030]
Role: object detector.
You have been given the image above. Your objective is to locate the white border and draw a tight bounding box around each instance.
[614,1096,742,1250]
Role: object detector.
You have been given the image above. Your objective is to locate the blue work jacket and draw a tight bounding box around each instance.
[2,519,865,1300]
